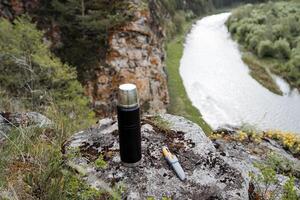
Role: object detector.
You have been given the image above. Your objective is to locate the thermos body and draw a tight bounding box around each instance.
[117,105,142,164]
[117,83,142,165]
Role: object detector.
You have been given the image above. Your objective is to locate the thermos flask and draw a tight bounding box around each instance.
[117,83,142,165]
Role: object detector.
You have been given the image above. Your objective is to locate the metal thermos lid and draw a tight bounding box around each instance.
[118,84,139,108]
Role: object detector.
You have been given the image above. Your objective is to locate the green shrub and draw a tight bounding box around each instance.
[0,14,97,199]
[274,38,291,59]
[0,15,94,125]
[257,40,275,58]
[249,153,299,200]
[0,16,87,111]
[236,24,252,43]
[227,1,300,90]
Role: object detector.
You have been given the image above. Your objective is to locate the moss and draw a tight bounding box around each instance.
[94,154,108,169]
[147,115,171,131]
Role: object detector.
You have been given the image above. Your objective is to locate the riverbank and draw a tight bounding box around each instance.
[166,20,213,135]
[226,1,300,95]
[178,12,300,133]
[165,5,245,135]
[242,53,283,95]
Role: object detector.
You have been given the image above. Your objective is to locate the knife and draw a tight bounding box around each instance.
[162,146,186,181]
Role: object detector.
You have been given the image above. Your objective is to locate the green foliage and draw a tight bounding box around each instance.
[0,14,100,199]
[0,107,96,198]
[249,153,299,200]
[266,153,294,175]
[227,1,300,89]
[274,38,291,59]
[257,40,275,58]
[282,177,298,200]
[25,167,103,199]
[33,0,134,81]
[149,115,171,132]
[0,16,91,115]
[0,14,95,135]
[94,154,107,169]
[173,11,186,33]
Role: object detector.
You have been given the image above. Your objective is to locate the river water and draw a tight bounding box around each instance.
[180,13,300,133]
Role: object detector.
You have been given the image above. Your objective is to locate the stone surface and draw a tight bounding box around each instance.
[63,114,249,200]
[212,136,300,198]
[85,0,169,117]
[0,112,52,143]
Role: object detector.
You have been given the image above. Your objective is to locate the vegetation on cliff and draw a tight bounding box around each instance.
[32,0,136,81]
[0,16,106,199]
[227,1,300,93]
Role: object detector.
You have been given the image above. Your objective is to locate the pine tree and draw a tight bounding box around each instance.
[33,0,133,81]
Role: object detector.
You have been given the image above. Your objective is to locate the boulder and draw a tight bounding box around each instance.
[63,114,249,200]
[0,112,52,143]
[212,134,300,199]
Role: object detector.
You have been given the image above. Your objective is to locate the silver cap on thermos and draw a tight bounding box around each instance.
[118,83,139,108]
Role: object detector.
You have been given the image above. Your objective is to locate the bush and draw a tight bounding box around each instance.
[248,35,261,51]
[236,23,252,43]
[274,38,291,59]
[257,40,275,58]
[0,16,96,199]
[249,153,299,200]
[0,15,93,119]
[226,1,300,90]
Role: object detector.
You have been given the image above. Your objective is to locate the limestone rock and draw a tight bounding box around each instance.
[85,0,169,117]
[212,135,300,199]
[63,114,248,200]
[0,112,52,143]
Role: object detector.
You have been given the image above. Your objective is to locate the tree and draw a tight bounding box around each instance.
[0,15,92,120]
[33,0,133,82]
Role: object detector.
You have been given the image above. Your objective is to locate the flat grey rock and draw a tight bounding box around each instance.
[63,114,248,200]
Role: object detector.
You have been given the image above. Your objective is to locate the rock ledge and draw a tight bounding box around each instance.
[63,114,248,200]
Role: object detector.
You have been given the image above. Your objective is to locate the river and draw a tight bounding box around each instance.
[180,13,300,133]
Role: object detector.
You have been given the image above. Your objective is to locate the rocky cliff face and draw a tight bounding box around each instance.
[1,0,169,118]
[85,1,169,116]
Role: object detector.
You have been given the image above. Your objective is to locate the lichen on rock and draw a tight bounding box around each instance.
[63,114,249,200]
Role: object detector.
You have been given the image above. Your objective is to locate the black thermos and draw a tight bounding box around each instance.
[117,83,142,165]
